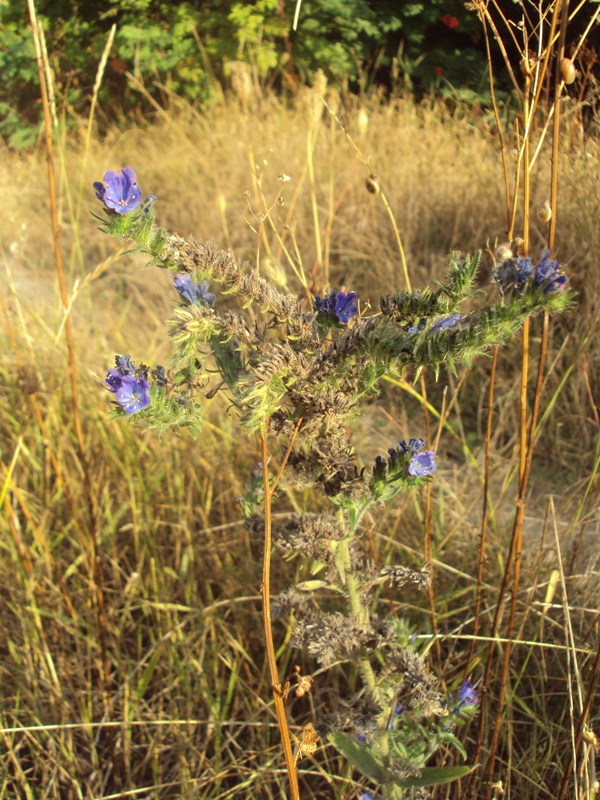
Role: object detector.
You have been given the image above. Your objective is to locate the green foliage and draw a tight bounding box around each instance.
[2,0,492,146]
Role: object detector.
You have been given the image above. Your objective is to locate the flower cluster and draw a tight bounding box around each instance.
[94,167,142,214]
[450,677,479,717]
[373,438,436,483]
[314,289,359,323]
[493,249,568,296]
[173,274,215,307]
[103,354,165,415]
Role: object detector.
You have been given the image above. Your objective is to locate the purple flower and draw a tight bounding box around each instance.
[533,249,560,287]
[458,677,478,707]
[314,290,358,323]
[114,375,151,414]
[398,438,424,454]
[104,368,124,392]
[359,792,376,800]
[174,274,215,306]
[407,326,421,334]
[533,250,568,293]
[408,451,436,477]
[93,167,142,214]
[452,677,479,716]
[197,281,216,307]
[152,365,167,387]
[334,291,358,323]
[544,274,568,293]
[431,314,463,332]
[115,354,135,376]
[314,290,336,315]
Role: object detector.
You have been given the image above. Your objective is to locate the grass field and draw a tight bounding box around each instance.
[1,92,600,799]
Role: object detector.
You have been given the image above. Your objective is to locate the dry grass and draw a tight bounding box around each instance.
[1,94,600,799]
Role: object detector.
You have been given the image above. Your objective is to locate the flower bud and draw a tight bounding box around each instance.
[561,58,576,85]
[537,200,552,223]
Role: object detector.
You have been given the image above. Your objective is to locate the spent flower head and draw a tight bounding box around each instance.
[93,167,142,214]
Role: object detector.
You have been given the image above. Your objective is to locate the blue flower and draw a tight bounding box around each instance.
[197,281,216,307]
[544,274,568,293]
[314,290,358,323]
[356,732,367,744]
[458,677,478,706]
[314,290,336,315]
[533,249,560,287]
[408,451,436,477]
[152,365,168,387]
[431,314,463,332]
[398,438,424,454]
[334,291,358,323]
[492,257,533,295]
[174,274,215,306]
[114,375,151,414]
[104,367,124,392]
[452,676,479,716]
[93,167,142,214]
[407,326,421,334]
[359,792,376,800]
[115,354,135,376]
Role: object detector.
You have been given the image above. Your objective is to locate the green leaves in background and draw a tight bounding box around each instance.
[2,0,490,147]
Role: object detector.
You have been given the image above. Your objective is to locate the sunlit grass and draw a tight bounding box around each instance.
[1,93,599,798]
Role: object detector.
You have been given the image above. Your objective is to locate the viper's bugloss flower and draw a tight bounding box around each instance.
[314,290,358,323]
[314,290,336,315]
[452,676,479,716]
[173,274,215,306]
[544,274,568,293]
[534,250,568,293]
[93,167,142,214]
[152,365,168,387]
[407,326,421,334]
[115,354,135,376]
[398,438,424,454]
[197,281,216,307]
[458,677,478,707]
[492,257,533,294]
[104,368,123,392]
[408,451,436,477]
[114,375,151,414]
[431,314,463,332]
[335,291,358,323]
[359,791,376,800]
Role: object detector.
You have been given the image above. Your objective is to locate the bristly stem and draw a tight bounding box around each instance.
[260,424,300,800]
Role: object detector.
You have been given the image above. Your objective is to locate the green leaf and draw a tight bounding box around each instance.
[396,765,477,789]
[328,731,388,783]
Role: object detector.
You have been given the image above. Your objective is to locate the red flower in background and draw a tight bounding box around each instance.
[441,14,459,29]
[433,66,444,76]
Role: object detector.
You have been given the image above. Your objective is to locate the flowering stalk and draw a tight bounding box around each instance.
[93,169,572,798]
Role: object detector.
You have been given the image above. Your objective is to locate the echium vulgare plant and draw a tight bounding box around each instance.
[93,167,571,799]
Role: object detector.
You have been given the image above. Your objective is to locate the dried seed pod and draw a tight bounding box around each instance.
[537,200,552,223]
[511,237,525,257]
[495,242,513,262]
[561,58,576,85]
[365,174,380,195]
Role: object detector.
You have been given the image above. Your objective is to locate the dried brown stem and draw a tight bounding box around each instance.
[26,0,111,703]
[261,424,300,800]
